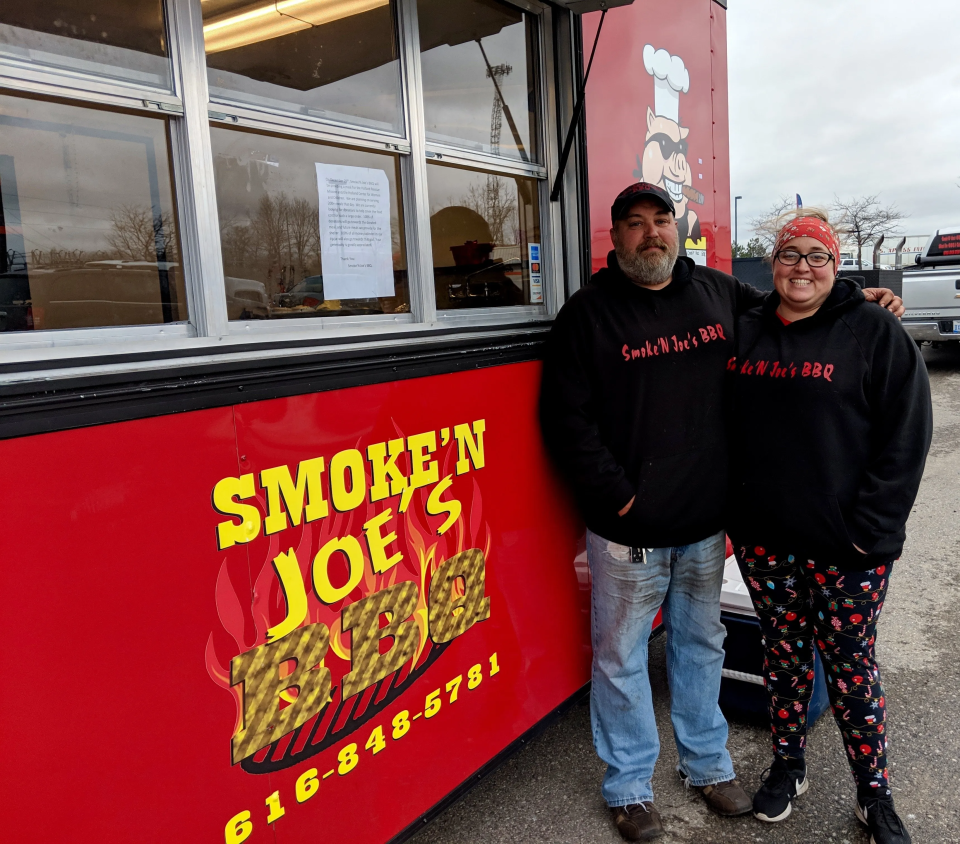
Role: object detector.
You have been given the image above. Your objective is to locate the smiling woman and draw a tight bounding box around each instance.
[769,209,842,321]
[727,206,932,839]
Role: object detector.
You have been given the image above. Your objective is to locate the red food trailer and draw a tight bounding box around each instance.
[0,1,731,842]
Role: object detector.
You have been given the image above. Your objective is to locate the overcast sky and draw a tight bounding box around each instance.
[728,0,960,243]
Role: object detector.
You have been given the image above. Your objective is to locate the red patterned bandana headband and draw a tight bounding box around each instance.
[773,217,841,267]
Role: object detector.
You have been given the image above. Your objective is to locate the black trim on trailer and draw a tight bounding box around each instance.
[712,0,728,7]
[549,7,606,203]
[0,327,548,440]
[387,684,590,844]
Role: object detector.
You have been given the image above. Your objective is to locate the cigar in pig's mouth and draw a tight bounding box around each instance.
[682,185,704,205]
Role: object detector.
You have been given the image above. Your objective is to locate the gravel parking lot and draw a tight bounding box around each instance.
[411,344,960,844]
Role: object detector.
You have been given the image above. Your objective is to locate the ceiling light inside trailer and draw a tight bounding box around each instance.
[202,0,389,53]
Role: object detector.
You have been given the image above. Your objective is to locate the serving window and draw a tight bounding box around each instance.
[0,0,572,356]
[202,0,404,134]
[427,162,540,310]
[0,92,185,332]
[210,125,408,320]
[418,0,539,163]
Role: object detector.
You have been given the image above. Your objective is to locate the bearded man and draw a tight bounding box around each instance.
[539,182,902,841]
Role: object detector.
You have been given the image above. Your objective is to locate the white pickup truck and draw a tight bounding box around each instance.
[902,227,960,345]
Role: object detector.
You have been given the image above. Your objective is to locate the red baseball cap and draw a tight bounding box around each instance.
[611,181,675,222]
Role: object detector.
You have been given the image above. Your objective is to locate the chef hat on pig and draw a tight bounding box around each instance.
[643,45,689,124]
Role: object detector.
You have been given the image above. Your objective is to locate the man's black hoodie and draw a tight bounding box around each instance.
[540,251,764,548]
[727,278,933,566]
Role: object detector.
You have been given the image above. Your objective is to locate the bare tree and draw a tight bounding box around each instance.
[286,196,320,278]
[107,204,177,262]
[219,193,322,297]
[220,220,256,274]
[460,178,516,245]
[832,195,906,270]
[251,193,286,285]
[749,196,796,254]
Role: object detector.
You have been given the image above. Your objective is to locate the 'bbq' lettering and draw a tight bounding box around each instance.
[231,623,332,764]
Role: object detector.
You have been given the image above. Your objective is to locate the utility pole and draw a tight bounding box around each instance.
[734,195,743,250]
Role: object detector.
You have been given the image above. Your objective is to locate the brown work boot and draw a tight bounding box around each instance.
[611,802,665,841]
[679,771,752,816]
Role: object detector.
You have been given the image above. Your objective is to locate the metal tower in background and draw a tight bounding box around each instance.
[486,61,512,156]
[485,60,512,236]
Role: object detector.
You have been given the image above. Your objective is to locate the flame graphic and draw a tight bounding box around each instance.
[204,423,490,772]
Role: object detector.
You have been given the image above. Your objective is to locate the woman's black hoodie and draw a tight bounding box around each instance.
[727,278,933,567]
[540,251,764,548]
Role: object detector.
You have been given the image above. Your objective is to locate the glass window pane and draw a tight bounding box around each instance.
[427,162,541,310]
[0,1,171,90]
[211,126,408,320]
[203,0,403,135]
[0,93,186,333]
[418,0,539,162]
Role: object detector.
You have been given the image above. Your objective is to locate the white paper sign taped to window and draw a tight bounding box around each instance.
[316,163,394,300]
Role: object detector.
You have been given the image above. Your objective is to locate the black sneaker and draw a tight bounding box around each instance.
[856,795,912,844]
[753,756,808,822]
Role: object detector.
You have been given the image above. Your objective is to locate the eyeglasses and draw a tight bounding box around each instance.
[645,133,688,160]
[776,250,834,268]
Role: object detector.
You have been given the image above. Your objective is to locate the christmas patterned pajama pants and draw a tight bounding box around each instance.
[733,543,893,796]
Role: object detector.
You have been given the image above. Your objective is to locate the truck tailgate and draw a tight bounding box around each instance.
[903,268,960,318]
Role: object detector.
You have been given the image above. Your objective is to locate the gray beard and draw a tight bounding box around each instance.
[615,239,679,286]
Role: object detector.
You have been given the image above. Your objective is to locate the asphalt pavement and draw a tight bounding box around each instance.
[411,343,960,844]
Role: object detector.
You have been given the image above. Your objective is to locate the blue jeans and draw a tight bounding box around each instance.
[587,528,734,806]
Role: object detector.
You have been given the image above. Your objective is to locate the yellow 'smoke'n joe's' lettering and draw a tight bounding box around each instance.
[208,419,491,767]
[212,420,485,550]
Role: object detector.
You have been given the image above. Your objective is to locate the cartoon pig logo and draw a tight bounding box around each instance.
[637,45,705,262]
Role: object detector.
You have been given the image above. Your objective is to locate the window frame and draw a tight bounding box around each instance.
[0,0,581,365]
[407,0,565,325]
[203,0,411,150]
[0,1,182,113]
